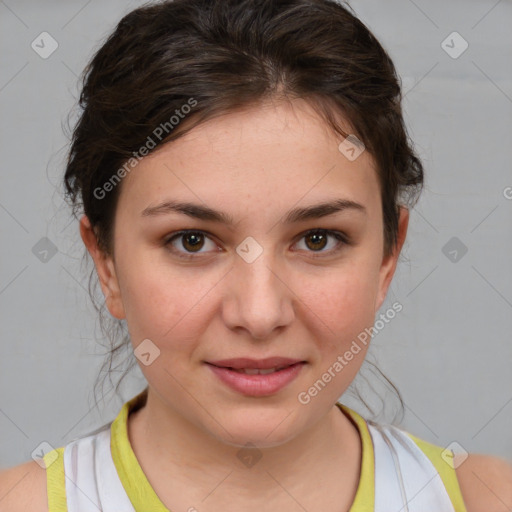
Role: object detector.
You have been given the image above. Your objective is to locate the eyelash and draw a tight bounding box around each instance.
[164,229,350,260]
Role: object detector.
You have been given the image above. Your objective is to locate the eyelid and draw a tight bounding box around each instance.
[164,229,220,259]
[293,228,349,257]
[164,228,350,259]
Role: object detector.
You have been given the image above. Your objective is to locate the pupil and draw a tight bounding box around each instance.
[184,233,203,251]
[308,232,326,251]
[181,232,327,253]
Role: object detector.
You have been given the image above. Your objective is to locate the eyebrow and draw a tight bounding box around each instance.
[141,198,366,224]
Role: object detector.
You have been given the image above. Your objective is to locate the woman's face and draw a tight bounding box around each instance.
[82,98,407,447]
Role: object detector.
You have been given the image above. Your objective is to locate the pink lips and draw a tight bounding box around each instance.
[205,357,306,396]
[207,357,304,370]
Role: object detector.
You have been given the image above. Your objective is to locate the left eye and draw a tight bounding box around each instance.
[165,230,219,258]
[164,229,348,259]
[294,229,347,254]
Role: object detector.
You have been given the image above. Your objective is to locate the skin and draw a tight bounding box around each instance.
[81,100,408,510]
[1,98,512,512]
[79,97,409,511]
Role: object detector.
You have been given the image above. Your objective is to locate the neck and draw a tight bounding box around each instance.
[127,388,362,509]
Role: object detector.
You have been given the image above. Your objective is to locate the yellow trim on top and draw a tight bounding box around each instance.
[407,432,468,512]
[110,390,171,511]
[44,447,68,512]
[336,402,375,512]
[110,392,374,512]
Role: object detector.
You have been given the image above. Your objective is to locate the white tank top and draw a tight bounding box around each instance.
[43,390,468,512]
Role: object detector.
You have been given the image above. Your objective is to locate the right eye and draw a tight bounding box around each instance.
[164,230,219,260]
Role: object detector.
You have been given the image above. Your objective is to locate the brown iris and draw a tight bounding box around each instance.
[304,231,328,251]
[179,230,330,254]
[181,232,205,252]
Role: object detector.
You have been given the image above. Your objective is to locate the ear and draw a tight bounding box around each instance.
[79,215,125,319]
[375,206,409,312]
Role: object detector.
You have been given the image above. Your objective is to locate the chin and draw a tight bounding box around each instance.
[218,430,298,450]
[207,409,303,449]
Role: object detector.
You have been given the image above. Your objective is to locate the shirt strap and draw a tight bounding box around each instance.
[406,432,468,512]
[44,446,68,512]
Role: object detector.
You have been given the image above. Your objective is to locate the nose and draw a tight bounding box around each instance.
[222,249,295,340]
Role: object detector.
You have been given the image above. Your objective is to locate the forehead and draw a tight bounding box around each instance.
[117,99,380,220]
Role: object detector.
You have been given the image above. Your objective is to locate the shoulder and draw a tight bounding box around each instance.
[455,453,512,512]
[0,459,48,512]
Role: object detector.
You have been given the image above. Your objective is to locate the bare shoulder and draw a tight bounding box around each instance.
[455,453,512,512]
[0,459,48,512]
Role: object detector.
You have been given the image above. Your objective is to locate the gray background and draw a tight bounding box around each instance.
[1,0,511,470]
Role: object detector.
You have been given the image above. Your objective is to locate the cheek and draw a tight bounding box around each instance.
[116,235,382,353]
[299,258,381,351]
[116,251,218,346]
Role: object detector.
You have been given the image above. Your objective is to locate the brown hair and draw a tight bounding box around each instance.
[64,0,423,421]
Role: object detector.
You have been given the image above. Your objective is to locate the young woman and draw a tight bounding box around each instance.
[2,0,511,511]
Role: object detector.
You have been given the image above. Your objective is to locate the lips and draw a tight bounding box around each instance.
[229,367,289,375]
[206,359,306,396]
[206,357,305,370]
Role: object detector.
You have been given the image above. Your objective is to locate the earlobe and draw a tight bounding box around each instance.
[79,215,126,320]
[375,206,409,311]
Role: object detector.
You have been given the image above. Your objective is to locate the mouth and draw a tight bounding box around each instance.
[205,358,307,396]
[216,365,297,375]
[206,356,306,371]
